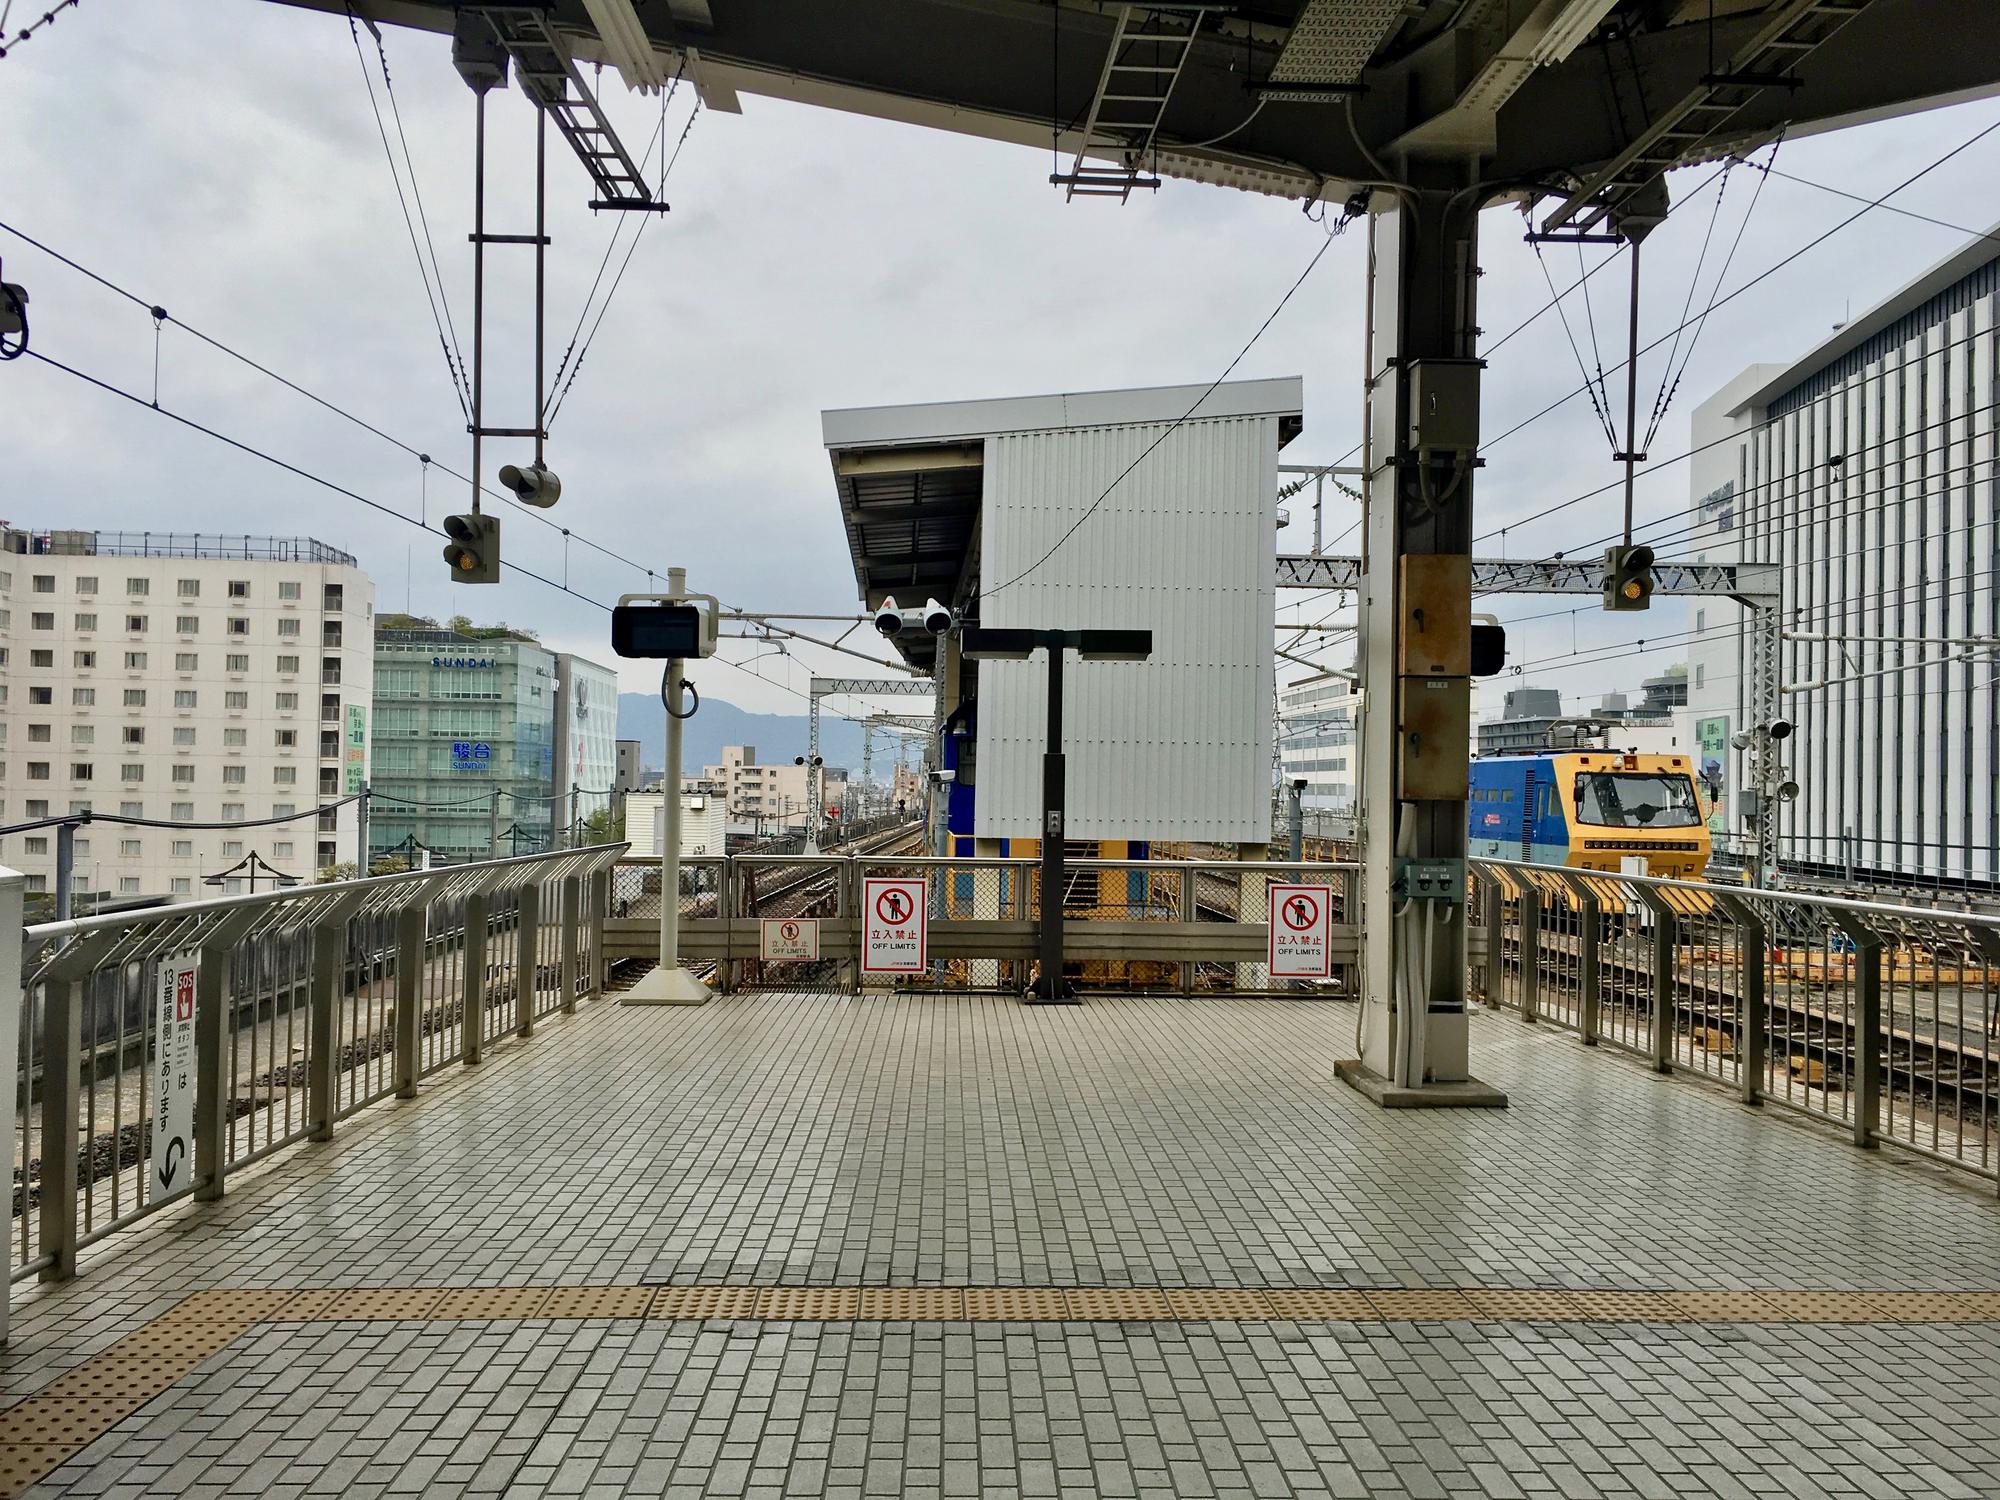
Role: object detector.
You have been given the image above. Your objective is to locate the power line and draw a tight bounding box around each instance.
[982,217,1348,599]
[0,0,77,60]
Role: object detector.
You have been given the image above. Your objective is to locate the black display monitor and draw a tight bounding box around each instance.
[612,603,705,660]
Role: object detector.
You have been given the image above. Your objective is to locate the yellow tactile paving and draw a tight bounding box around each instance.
[537,1285,656,1320]
[647,1286,762,1320]
[1165,1288,1278,1321]
[1558,1289,1680,1321]
[426,1286,553,1320]
[318,1288,449,1322]
[1064,1288,1176,1321]
[759,1287,864,1320]
[0,1446,76,1497]
[1754,1291,1898,1323]
[1662,1290,1785,1322]
[1365,1289,1481,1320]
[1261,1289,1378,1320]
[964,1288,1069,1321]
[1461,1288,1581,1320]
[0,1397,148,1446]
[857,1287,965,1321]
[268,1288,346,1320]
[1857,1291,2000,1323]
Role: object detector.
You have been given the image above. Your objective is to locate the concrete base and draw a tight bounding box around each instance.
[621,965,714,1007]
[1334,1059,1508,1109]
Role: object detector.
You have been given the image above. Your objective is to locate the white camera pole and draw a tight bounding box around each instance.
[623,566,714,1007]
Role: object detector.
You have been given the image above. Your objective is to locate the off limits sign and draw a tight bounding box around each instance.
[1268,884,1333,979]
[760,917,821,962]
[152,952,198,1198]
[862,877,927,976]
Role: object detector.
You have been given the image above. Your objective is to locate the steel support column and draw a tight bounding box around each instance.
[1344,190,1504,1107]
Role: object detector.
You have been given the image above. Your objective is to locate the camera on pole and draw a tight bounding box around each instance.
[1601,543,1655,611]
[442,512,500,584]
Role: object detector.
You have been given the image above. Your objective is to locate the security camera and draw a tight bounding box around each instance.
[1766,718,1794,742]
[497,461,561,508]
[921,598,953,635]
[873,594,904,638]
[1730,731,1753,751]
[1290,778,1308,791]
[930,768,956,784]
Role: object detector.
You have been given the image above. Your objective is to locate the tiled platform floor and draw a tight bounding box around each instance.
[6,991,2000,1497]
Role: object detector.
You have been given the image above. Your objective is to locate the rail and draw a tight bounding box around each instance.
[3,843,626,1326]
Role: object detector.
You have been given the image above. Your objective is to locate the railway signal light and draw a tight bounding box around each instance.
[1602,543,1654,611]
[497,462,561,508]
[442,512,500,584]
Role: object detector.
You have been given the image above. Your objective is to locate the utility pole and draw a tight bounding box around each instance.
[1287,780,1305,863]
[488,788,501,860]
[356,781,371,874]
[54,819,76,921]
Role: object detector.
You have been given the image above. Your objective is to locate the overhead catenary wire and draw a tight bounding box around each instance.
[0,0,77,60]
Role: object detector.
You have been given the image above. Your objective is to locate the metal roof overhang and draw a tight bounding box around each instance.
[832,443,983,671]
[270,1,2000,217]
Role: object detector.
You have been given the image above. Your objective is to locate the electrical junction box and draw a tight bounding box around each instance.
[1397,676,1470,800]
[1394,858,1465,903]
[1406,359,1482,456]
[1398,555,1471,676]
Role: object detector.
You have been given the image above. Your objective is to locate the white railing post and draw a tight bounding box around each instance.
[0,867,22,1337]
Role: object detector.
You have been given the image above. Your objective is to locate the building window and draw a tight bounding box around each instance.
[124,726,143,744]
[172,764,196,784]
[73,613,96,632]
[25,876,46,895]
[71,763,93,781]
[171,839,193,857]
[73,652,95,671]
[170,803,194,822]
[127,577,149,595]
[226,652,249,672]
[221,803,245,822]
[276,654,299,673]
[121,763,143,782]
[75,577,97,594]
[322,621,342,648]
[31,612,52,630]
[176,615,199,634]
[31,575,53,593]
[228,580,249,599]
[125,651,146,669]
[277,618,300,638]
[278,580,301,600]
[177,579,199,598]
[171,652,197,672]
[273,765,296,786]
[225,690,249,710]
[170,878,191,894]
[276,729,296,748]
[173,727,195,747]
[119,877,140,894]
[127,615,147,632]
[27,725,50,742]
[70,725,92,744]
[72,837,89,856]
[119,801,142,817]
[124,689,146,708]
[223,766,246,785]
[174,690,197,709]
[228,617,249,636]
[25,800,48,818]
[25,837,47,855]
[26,763,48,780]
[323,583,344,612]
[321,659,341,686]
[222,840,244,858]
[319,768,339,796]
[276,692,298,711]
[29,687,51,705]
[119,839,142,857]
[73,686,95,705]
[30,650,52,668]
[272,803,295,818]
[224,727,247,747]
[274,841,294,859]
[1695,664,1706,689]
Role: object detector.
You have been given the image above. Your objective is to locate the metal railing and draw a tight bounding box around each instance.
[605,855,1362,999]
[5,844,625,1308]
[1473,859,1999,1190]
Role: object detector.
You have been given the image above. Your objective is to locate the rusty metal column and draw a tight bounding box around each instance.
[1343,189,1503,1106]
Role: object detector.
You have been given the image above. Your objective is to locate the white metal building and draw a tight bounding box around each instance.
[0,529,375,904]
[624,789,727,860]
[824,377,1299,846]
[1686,224,2000,885]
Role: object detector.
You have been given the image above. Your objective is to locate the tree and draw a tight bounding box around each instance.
[368,854,411,877]
[579,804,626,846]
[316,862,358,884]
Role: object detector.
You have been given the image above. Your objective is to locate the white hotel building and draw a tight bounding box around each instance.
[0,529,375,905]
[1686,224,1998,886]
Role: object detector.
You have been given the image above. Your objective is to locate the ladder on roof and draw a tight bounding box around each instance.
[1052,4,1205,203]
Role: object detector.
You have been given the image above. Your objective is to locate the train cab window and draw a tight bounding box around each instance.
[1573,772,1700,827]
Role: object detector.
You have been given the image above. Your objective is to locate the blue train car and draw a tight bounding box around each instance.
[1468,751,1710,878]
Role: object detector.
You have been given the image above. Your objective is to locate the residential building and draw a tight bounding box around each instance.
[0,528,374,904]
[1277,673,1358,813]
[370,629,559,860]
[681,745,815,834]
[1476,686,1564,756]
[1686,222,2000,884]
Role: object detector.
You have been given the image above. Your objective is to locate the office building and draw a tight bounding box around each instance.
[0,528,374,904]
[1277,673,1357,812]
[1686,223,2000,884]
[553,652,621,834]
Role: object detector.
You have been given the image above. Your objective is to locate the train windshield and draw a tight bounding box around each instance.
[1572,772,1700,828]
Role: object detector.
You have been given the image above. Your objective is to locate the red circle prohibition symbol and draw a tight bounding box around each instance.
[1281,894,1320,932]
[875,889,912,925]
[781,921,800,942]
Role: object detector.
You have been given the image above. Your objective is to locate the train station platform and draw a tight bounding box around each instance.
[6,986,1998,1499]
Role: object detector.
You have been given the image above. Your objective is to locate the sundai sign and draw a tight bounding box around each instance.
[1267,883,1332,979]
[861,877,927,976]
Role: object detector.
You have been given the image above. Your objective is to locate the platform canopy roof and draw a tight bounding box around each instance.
[277,0,2000,231]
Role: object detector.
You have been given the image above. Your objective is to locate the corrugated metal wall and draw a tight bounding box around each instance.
[973,415,1277,842]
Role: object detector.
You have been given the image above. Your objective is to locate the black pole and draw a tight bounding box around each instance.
[1037,645,1071,1002]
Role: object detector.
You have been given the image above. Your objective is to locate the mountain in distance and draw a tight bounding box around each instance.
[616,692,886,775]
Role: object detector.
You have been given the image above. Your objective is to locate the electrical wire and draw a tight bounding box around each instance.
[0,0,76,60]
[983,221,1344,598]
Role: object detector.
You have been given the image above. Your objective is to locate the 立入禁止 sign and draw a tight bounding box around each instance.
[760,918,821,962]
[1267,883,1332,979]
[861,877,927,976]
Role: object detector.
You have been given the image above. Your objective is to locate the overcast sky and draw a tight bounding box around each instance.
[5,2,1998,720]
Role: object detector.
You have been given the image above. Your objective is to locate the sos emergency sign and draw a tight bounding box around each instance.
[861,877,927,975]
[1267,884,1333,979]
